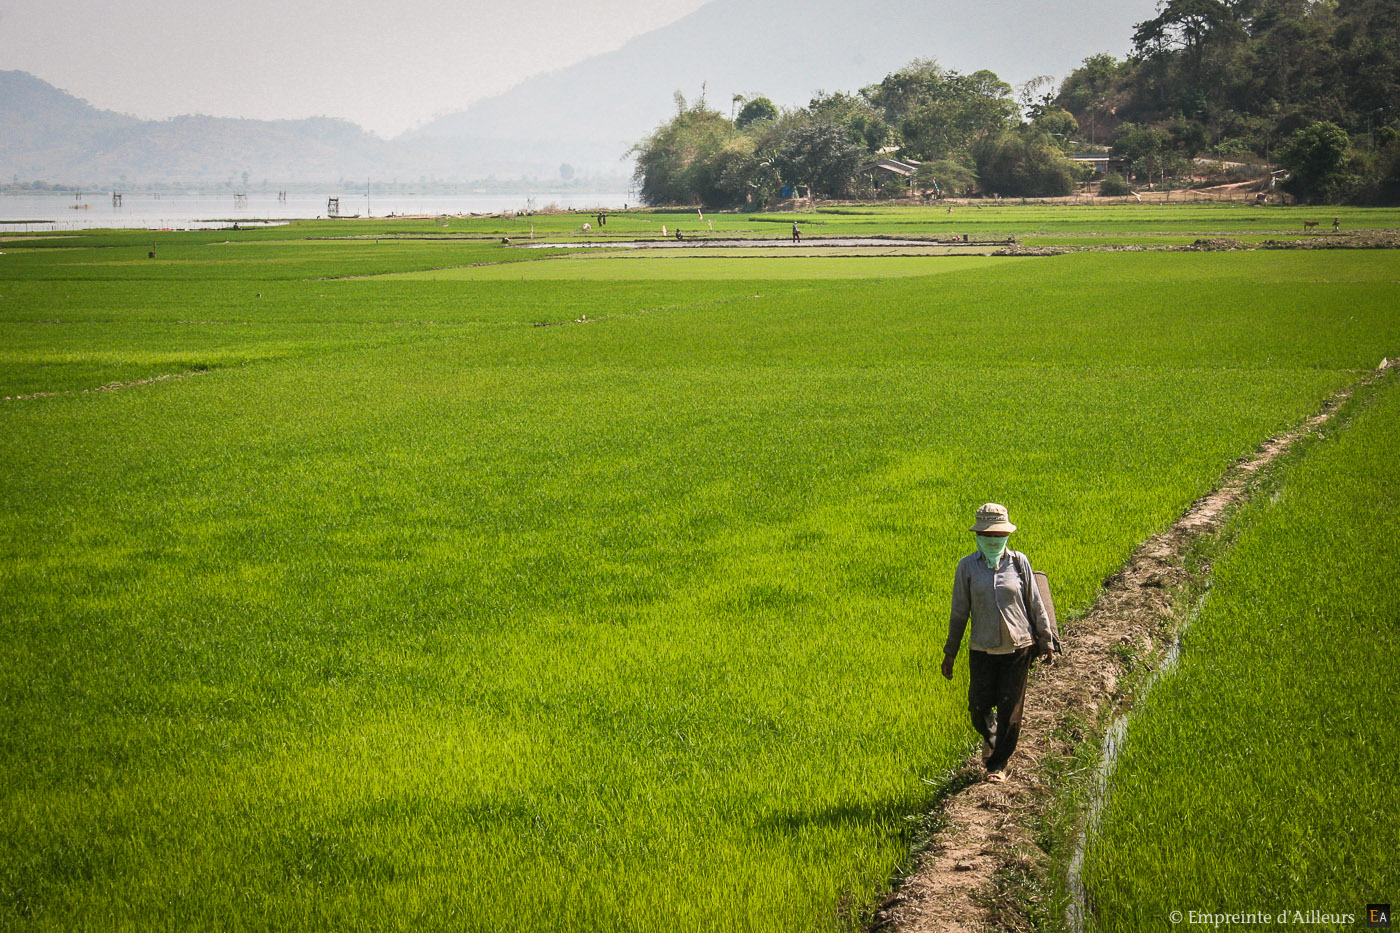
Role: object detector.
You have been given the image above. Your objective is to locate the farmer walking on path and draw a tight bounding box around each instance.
[941,503,1056,783]
[791,222,801,243]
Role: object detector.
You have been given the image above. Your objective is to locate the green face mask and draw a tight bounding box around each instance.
[976,534,1008,568]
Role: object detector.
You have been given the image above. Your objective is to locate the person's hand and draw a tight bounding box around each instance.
[1037,646,1056,667]
[941,653,955,680]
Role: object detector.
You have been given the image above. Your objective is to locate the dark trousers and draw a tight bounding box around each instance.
[968,646,1032,772]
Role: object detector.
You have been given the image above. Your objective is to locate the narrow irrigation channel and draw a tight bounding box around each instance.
[876,357,1397,933]
[1062,589,1207,933]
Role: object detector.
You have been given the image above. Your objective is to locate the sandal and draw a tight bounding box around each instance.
[986,770,1006,784]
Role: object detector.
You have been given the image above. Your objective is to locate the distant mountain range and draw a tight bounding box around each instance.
[3,0,1155,186]
[0,71,551,188]
[411,0,1155,156]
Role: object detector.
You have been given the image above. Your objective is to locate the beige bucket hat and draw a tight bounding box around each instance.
[970,502,1017,534]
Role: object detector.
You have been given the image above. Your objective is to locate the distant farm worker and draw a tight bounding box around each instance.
[1333,217,1340,231]
[942,502,1057,784]
[791,222,801,243]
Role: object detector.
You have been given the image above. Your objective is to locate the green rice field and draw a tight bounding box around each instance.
[2,206,1397,930]
[1082,369,1400,931]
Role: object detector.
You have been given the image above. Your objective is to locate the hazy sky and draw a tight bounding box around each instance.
[0,0,713,137]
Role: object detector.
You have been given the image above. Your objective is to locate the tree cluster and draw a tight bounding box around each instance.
[631,61,1090,209]
[1055,0,1400,203]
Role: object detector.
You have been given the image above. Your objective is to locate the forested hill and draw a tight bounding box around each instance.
[630,0,1399,207]
[1056,0,1400,202]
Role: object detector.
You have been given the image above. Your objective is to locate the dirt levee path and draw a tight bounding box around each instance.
[516,237,1005,250]
[878,359,1396,933]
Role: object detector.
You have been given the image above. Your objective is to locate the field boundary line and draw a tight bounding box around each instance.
[315,260,511,280]
[521,287,826,329]
[876,356,1397,933]
[1,368,209,402]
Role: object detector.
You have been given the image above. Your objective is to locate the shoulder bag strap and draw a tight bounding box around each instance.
[1014,550,1032,613]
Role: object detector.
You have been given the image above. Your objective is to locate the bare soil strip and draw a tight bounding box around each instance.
[2,368,208,402]
[515,237,1008,250]
[877,358,1396,933]
[995,230,1400,256]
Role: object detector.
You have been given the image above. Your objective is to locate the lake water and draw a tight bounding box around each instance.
[0,192,633,232]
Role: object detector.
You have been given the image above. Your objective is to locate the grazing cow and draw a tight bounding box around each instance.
[1303,220,1319,232]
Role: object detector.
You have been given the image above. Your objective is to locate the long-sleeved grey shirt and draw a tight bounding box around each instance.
[945,549,1053,657]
